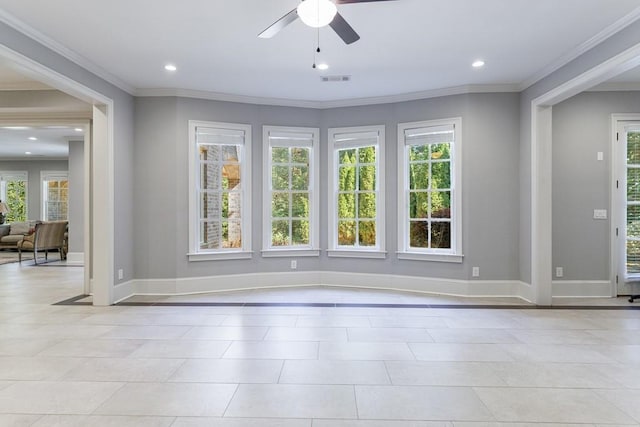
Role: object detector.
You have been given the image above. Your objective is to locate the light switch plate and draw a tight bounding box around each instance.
[593,209,607,220]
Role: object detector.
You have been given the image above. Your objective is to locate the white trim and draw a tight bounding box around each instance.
[262,125,320,252]
[0,9,135,95]
[125,271,533,302]
[188,120,252,258]
[397,117,462,259]
[551,280,613,298]
[327,250,387,259]
[520,6,640,90]
[262,249,320,258]
[113,280,135,303]
[327,125,385,253]
[65,252,84,265]
[588,82,640,92]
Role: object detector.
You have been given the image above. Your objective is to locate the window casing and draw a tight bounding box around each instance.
[188,121,252,261]
[328,125,385,258]
[41,171,68,221]
[0,171,28,222]
[397,118,462,262]
[262,126,320,257]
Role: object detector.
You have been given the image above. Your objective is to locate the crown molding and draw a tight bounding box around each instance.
[136,84,521,109]
[520,5,640,91]
[0,9,135,95]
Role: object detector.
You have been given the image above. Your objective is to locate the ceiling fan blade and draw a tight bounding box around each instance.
[329,12,360,44]
[258,8,298,38]
[335,0,397,3]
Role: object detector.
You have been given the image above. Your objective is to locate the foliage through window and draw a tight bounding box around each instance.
[0,172,28,223]
[398,119,462,260]
[264,127,318,252]
[328,126,385,255]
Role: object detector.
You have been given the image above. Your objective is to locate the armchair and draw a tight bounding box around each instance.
[18,221,68,264]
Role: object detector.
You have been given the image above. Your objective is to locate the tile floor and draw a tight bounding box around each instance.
[1,262,640,426]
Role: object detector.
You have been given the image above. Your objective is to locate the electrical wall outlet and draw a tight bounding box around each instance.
[556,267,563,278]
[472,267,480,277]
[118,269,124,280]
[290,260,297,270]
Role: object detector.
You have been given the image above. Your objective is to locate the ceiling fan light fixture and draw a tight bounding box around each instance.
[297,0,337,28]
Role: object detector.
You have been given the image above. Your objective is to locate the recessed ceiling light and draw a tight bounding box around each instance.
[472,60,485,68]
[28,137,38,141]
[74,128,83,132]
[164,64,177,71]
[317,63,329,71]
[25,151,32,155]
[2,126,30,130]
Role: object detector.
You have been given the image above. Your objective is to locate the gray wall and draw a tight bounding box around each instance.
[68,140,84,253]
[552,91,640,282]
[134,93,521,282]
[0,159,68,221]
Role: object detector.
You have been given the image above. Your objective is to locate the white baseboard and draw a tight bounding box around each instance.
[113,280,135,303]
[126,271,533,302]
[552,280,613,298]
[65,252,84,265]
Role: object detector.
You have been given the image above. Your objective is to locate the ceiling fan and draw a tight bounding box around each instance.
[258,0,397,45]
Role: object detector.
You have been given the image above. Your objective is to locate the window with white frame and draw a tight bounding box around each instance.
[41,171,68,221]
[328,125,385,258]
[397,118,462,262]
[188,121,252,261]
[263,126,319,256]
[0,171,28,223]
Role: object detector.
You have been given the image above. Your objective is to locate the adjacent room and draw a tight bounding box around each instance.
[1,1,640,425]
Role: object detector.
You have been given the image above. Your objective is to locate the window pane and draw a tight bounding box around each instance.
[201,163,221,190]
[359,166,376,191]
[431,222,451,249]
[271,220,290,246]
[291,166,309,190]
[358,146,376,164]
[272,147,289,163]
[339,149,356,165]
[225,220,242,248]
[226,191,241,219]
[430,191,451,217]
[409,192,429,219]
[292,220,310,245]
[431,161,451,189]
[224,165,241,189]
[292,193,309,218]
[358,193,376,219]
[291,147,309,164]
[338,220,356,246]
[338,193,356,219]
[5,180,27,222]
[201,221,221,249]
[431,143,450,160]
[627,132,640,165]
[272,166,289,190]
[409,145,430,161]
[272,193,289,218]
[201,192,220,219]
[409,163,429,190]
[359,221,376,246]
[200,145,222,162]
[627,240,640,274]
[627,205,640,238]
[628,168,640,201]
[338,166,356,191]
[409,221,429,248]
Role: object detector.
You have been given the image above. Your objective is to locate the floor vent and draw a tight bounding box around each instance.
[321,75,351,82]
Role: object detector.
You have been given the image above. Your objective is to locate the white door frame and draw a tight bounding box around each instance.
[0,44,115,305]
[531,43,640,304]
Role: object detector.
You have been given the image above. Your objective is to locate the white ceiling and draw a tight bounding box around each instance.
[0,126,84,159]
[1,0,639,102]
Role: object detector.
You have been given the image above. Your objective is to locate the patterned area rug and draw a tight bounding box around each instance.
[0,251,20,265]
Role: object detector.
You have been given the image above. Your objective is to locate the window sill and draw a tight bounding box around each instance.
[327,250,387,259]
[397,251,464,263]
[262,249,320,258]
[188,251,253,262]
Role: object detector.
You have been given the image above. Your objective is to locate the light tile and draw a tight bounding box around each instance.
[426,329,519,344]
[61,358,185,382]
[38,339,145,358]
[182,326,268,340]
[280,360,390,384]
[369,316,448,328]
[171,417,311,426]
[356,385,493,421]
[0,414,43,426]
[597,388,640,422]
[0,356,85,380]
[385,361,506,386]
[223,341,318,359]
[348,328,434,343]
[265,327,348,342]
[475,387,636,424]
[98,325,191,340]
[491,362,623,388]
[222,315,297,327]
[95,383,237,416]
[0,381,124,414]
[320,342,415,361]
[129,340,231,359]
[313,421,451,427]
[0,338,60,356]
[408,343,514,362]
[32,415,175,427]
[224,384,357,419]
[170,359,283,383]
[500,344,616,363]
[296,315,371,328]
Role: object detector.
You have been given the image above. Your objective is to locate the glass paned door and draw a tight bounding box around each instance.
[626,129,640,277]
